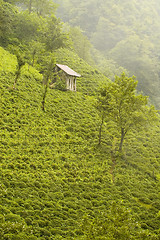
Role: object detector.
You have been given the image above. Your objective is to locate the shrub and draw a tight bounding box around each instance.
[54,76,66,91]
[5,213,21,222]
[39,228,51,237]
[0,214,5,223]
[25,217,32,225]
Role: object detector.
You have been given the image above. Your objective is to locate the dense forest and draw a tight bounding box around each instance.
[55,0,160,108]
[1,0,160,239]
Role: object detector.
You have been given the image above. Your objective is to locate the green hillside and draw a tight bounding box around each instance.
[55,48,109,94]
[1,45,160,240]
[54,0,160,109]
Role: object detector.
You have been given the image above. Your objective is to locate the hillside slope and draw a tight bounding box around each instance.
[54,0,160,108]
[1,47,160,239]
[55,48,109,94]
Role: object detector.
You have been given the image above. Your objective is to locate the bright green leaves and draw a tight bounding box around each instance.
[80,201,153,240]
[1,46,160,239]
[0,1,17,45]
[39,15,69,52]
[14,10,40,43]
[96,73,158,152]
[0,0,69,69]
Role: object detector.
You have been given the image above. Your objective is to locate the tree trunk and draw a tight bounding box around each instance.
[98,113,105,145]
[13,71,20,89]
[119,128,125,152]
[13,65,22,88]
[41,57,54,111]
[32,49,36,67]
[13,54,25,89]
[29,0,32,14]
[42,83,48,111]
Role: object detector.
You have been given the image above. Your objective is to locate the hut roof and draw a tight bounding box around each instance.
[56,64,81,77]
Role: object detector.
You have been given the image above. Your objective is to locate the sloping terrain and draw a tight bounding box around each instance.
[1,47,160,239]
[54,0,160,108]
[55,48,109,94]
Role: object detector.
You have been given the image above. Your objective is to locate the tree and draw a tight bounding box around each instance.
[41,56,55,111]
[25,40,46,68]
[14,10,40,43]
[0,1,17,46]
[69,26,93,64]
[8,47,25,88]
[96,73,158,152]
[6,0,57,16]
[13,54,25,88]
[39,15,69,52]
[33,0,57,17]
[95,86,111,145]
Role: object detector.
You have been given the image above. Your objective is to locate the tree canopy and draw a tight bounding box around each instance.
[96,73,158,152]
[54,0,160,108]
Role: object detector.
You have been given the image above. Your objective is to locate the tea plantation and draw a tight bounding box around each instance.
[1,47,160,239]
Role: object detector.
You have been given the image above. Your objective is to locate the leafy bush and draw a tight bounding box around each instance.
[1,45,160,240]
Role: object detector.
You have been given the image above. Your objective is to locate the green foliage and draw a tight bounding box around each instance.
[54,75,66,91]
[54,0,160,108]
[14,10,40,43]
[1,15,160,240]
[39,14,69,52]
[9,47,26,88]
[96,73,158,152]
[25,41,46,68]
[0,0,17,45]
[79,201,154,240]
[0,0,69,72]
[41,55,56,111]
[69,26,94,65]
[55,48,109,94]
[13,0,58,16]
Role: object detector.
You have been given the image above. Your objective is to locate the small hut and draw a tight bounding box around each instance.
[55,64,81,91]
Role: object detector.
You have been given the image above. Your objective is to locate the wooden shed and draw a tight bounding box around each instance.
[55,64,81,91]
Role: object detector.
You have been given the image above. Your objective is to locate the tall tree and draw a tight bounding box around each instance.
[10,48,25,88]
[14,10,40,43]
[95,86,111,145]
[96,73,158,152]
[34,0,57,17]
[69,26,93,64]
[0,0,17,45]
[6,0,57,16]
[39,15,69,52]
[41,56,55,111]
[13,54,25,88]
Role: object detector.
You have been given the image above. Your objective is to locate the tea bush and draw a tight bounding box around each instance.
[1,46,160,239]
